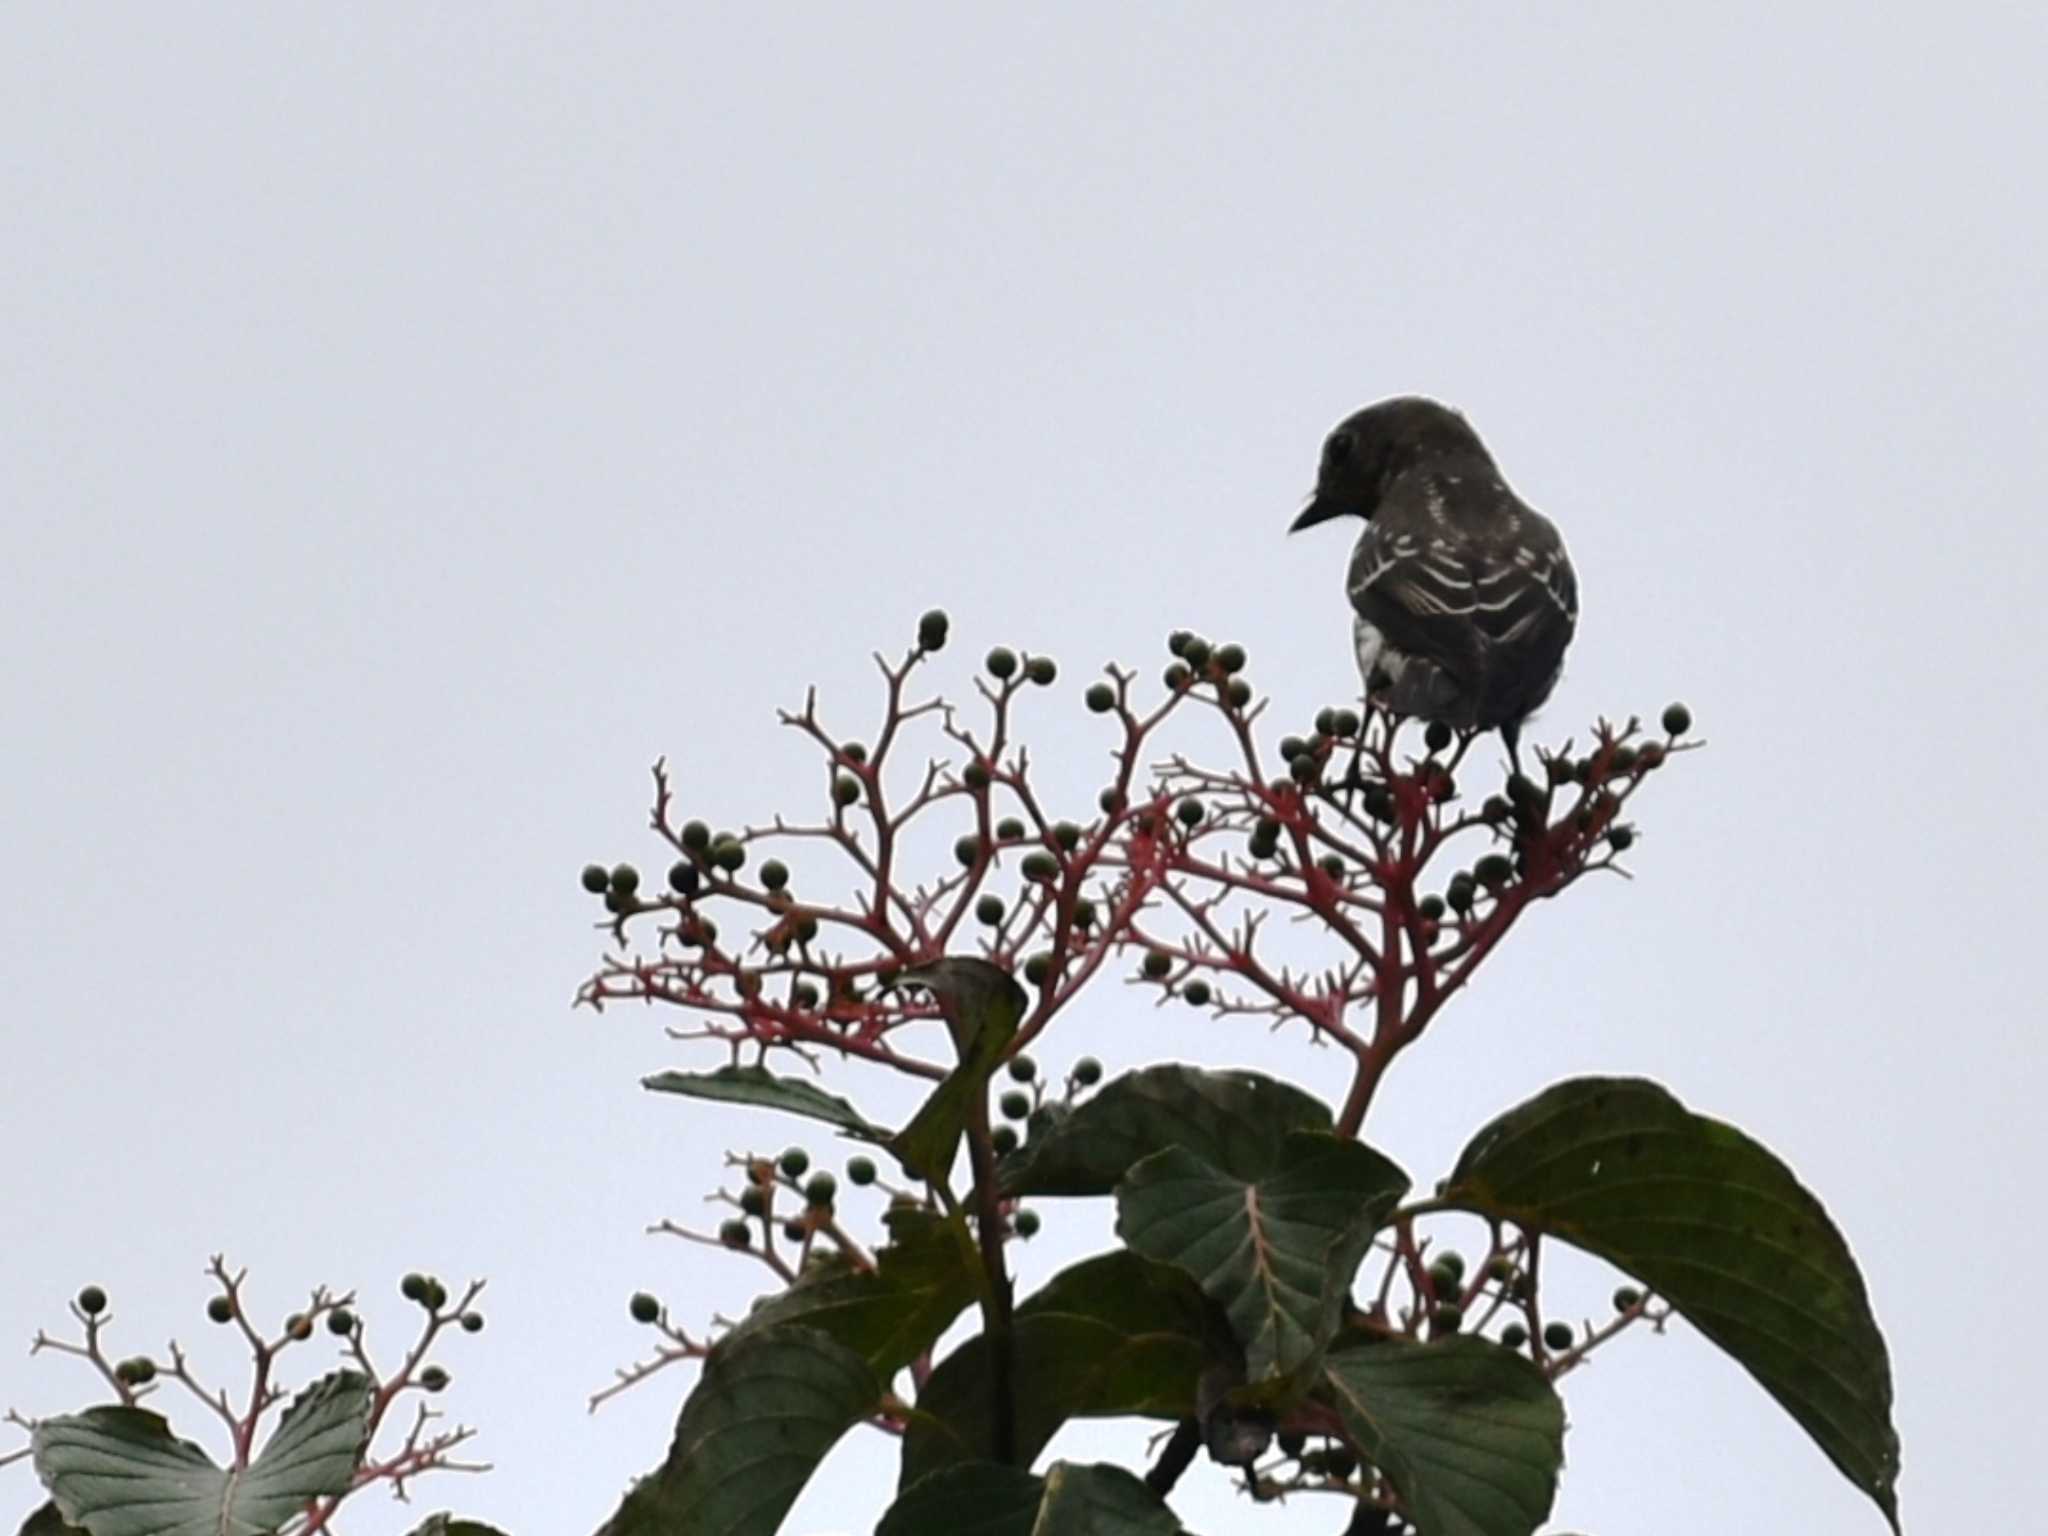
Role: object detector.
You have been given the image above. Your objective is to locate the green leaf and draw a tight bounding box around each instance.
[900,1251,1215,1487]
[595,1326,880,1536]
[32,1370,370,1536]
[642,1064,887,1140]
[877,1462,1045,1536]
[1321,1337,1564,1536]
[1115,1131,1410,1383]
[403,1519,512,1536]
[17,1505,88,1536]
[888,957,1027,1180]
[1001,1065,1334,1197]
[729,1206,980,1375]
[1444,1077,1901,1530]
[878,1462,1193,1536]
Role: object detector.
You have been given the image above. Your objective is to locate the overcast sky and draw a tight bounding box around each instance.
[4,6,2042,1533]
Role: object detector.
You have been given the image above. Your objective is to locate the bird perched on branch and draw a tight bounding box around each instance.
[1288,397,1578,769]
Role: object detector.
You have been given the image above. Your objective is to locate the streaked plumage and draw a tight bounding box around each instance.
[1289,397,1578,762]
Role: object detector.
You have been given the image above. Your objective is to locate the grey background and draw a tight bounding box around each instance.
[3,5,2040,1531]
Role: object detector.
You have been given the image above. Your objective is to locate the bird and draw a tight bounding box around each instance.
[1288,396,1578,771]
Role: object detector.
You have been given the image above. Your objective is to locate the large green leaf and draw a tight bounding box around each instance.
[900,1250,1214,1487]
[729,1206,979,1375]
[595,1326,879,1536]
[1115,1132,1409,1384]
[888,957,1027,1180]
[1322,1338,1564,1536]
[1001,1065,1334,1197]
[1444,1077,1901,1530]
[642,1064,887,1140]
[32,1370,370,1536]
[879,1462,1192,1536]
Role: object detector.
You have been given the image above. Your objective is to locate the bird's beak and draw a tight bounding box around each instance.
[1289,493,1343,533]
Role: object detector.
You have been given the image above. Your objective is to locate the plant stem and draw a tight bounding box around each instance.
[963,1098,1016,1465]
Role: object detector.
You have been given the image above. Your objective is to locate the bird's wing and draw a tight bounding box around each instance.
[1347,513,1577,687]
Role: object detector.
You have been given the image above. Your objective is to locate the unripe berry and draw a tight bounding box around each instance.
[713,839,746,872]
[1317,853,1344,880]
[1484,1255,1517,1283]
[779,1147,810,1179]
[609,863,640,895]
[1098,787,1125,814]
[1176,798,1204,827]
[759,859,790,891]
[681,820,711,851]
[77,1285,106,1317]
[1430,1303,1463,1335]
[1435,1250,1466,1281]
[999,1090,1032,1121]
[1163,662,1191,690]
[1071,896,1097,928]
[719,1219,753,1249]
[1013,1209,1041,1238]
[985,647,1018,680]
[804,1172,837,1207]
[740,1186,769,1217]
[328,1308,356,1336]
[1023,952,1051,986]
[846,1156,878,1187]
[1500,1322,1528,1349]
[424,1279,447,1311]
[114,1356,156,1386]
[1543,1321,1575,1351]
[461,1311,484,1333]
[208,1295,234,1324]
[1332,708,1360,739]
[1608,824,1636,851]
[1277,1430,1307,1458]
[1314,707,1337,736]
[918,609,950,650]
[1289,755,1318,784]
[630,1291,661,1324]
[1482,795,1511,824]
[1475,853,1513,888]
[1142,949,1171,979]
[833,776,861,807]
[668,860,700,895]
[1215,642,1247,674]
[1279,735,1307,762]
[991,1125,1019,1155]
[580,863,610,894]
[1085,681,1116,714]
[1637,740,1666,770]
[1545,755,1575,785]
[1661,702,1692,736]
[1072,1056,1103,1086]
[955,834,981,867]
[1446,874,1477,913]
[1182,979,1211,1007]
[995,816,1025,841]
[975,894,1005,926]
[793,981,820,1010]
[1051,821,1081,851]
[1424,720,1453,753]
[604,888,633,915]
[1613,1286,1643,1312]
[784,1220,810,1244]
[1021,851,1058,882]
[1417,894,1445,921]
[400,1273,429,1303]
[1026,656,1057,686]
[1006,1054,1037,1083]
[1226,678,1253,709]
[840,741,867,764]
[420,1365,450,1393]
[962,760,991,791]
[1609,745,1637,775]
[1427,1262,1461,1297]
[1167,629,1194,658]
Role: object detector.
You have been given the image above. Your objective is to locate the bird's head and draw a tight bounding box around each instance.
[1289,396,1487,532]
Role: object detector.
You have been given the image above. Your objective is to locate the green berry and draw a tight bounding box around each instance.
[1608,824,1636,851]
[1436,1250,1467,1280]
[995,816,1025,841]
[999,1090,1032,1120]
[1543,1321,1575,1351]
[1163,662,1191,690]
[1176,798,1203,827]
[208,1295,234,1324]
[424,1279,447,1310]
[1023,952,1051,985]
[833,775,861,807]
[1182,979,1211,1007]
[1661,702,1692,736]
[1484,1256,1517,1283]
[1546,754,1575,786]
[918,609,950,650]
[400,1273,428,1303]
[609,863,640,895]
[1226,678,1253,709]
[1417,894,1445,921]
[1279,735,1307,762]
[1446,874,1477,913]
[1085,681,1116,714]
[1006,1054,1037,1082]
[1052,820,1082,850]
[1277,1429,1307,1458]
[838,742,867,766]
[1475,853,1513,887]
[1141,949,1171,979]
[713,839,746,872]
[1315,706,1337,736]
[1215,643,1247,674]
[460,1311,484,1333]
[693,916,719,947]
[1178,638,1210,671]
[1613,1286,1643,1312]
[784,1220,810,1244]
[779,1146,810,1178]
[1427,1262,1462,1297]
[1482,795,1511,824]
[991,1125,1019,1155]
[955,834,982,868]
[1500,1322,1528,1349]
[985,647,1018,680]
[1098,787,1125,814]
[962,760,991,790]
[114,1356,156,1386]
[975,894,1005,926]
[1013,1209,1041,1238]
[793,981,820,1010]
[1071,896,1098,928]
[1638,741,1667,770]
[804,1172,837,1207]
[1424,720,1453,753]
[1072,1056,1103,1086]
[1430,1303,1463,1334]
[327,1308,355,1336]
[580,863,610,894]
[760,859,790,891]
[1021,850,1058,881]
[76,1285,107,1317]
[603,888,633,915]
[1317,853,1344,880]
[1026,656,1057,686]
[420,1365,449,1393]
[846,1156,878,1187]
[1332,708,1360,738]
[1609,744,1638,774]
[681,820,711,851]
[630,1291,661,1324]
[719,1218,753,1249]
[740,1186,769,1217]
[668,860,700,895]
[1167,629,1194,657]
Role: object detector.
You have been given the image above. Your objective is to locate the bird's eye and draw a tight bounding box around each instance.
[1325,432,1353,464]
